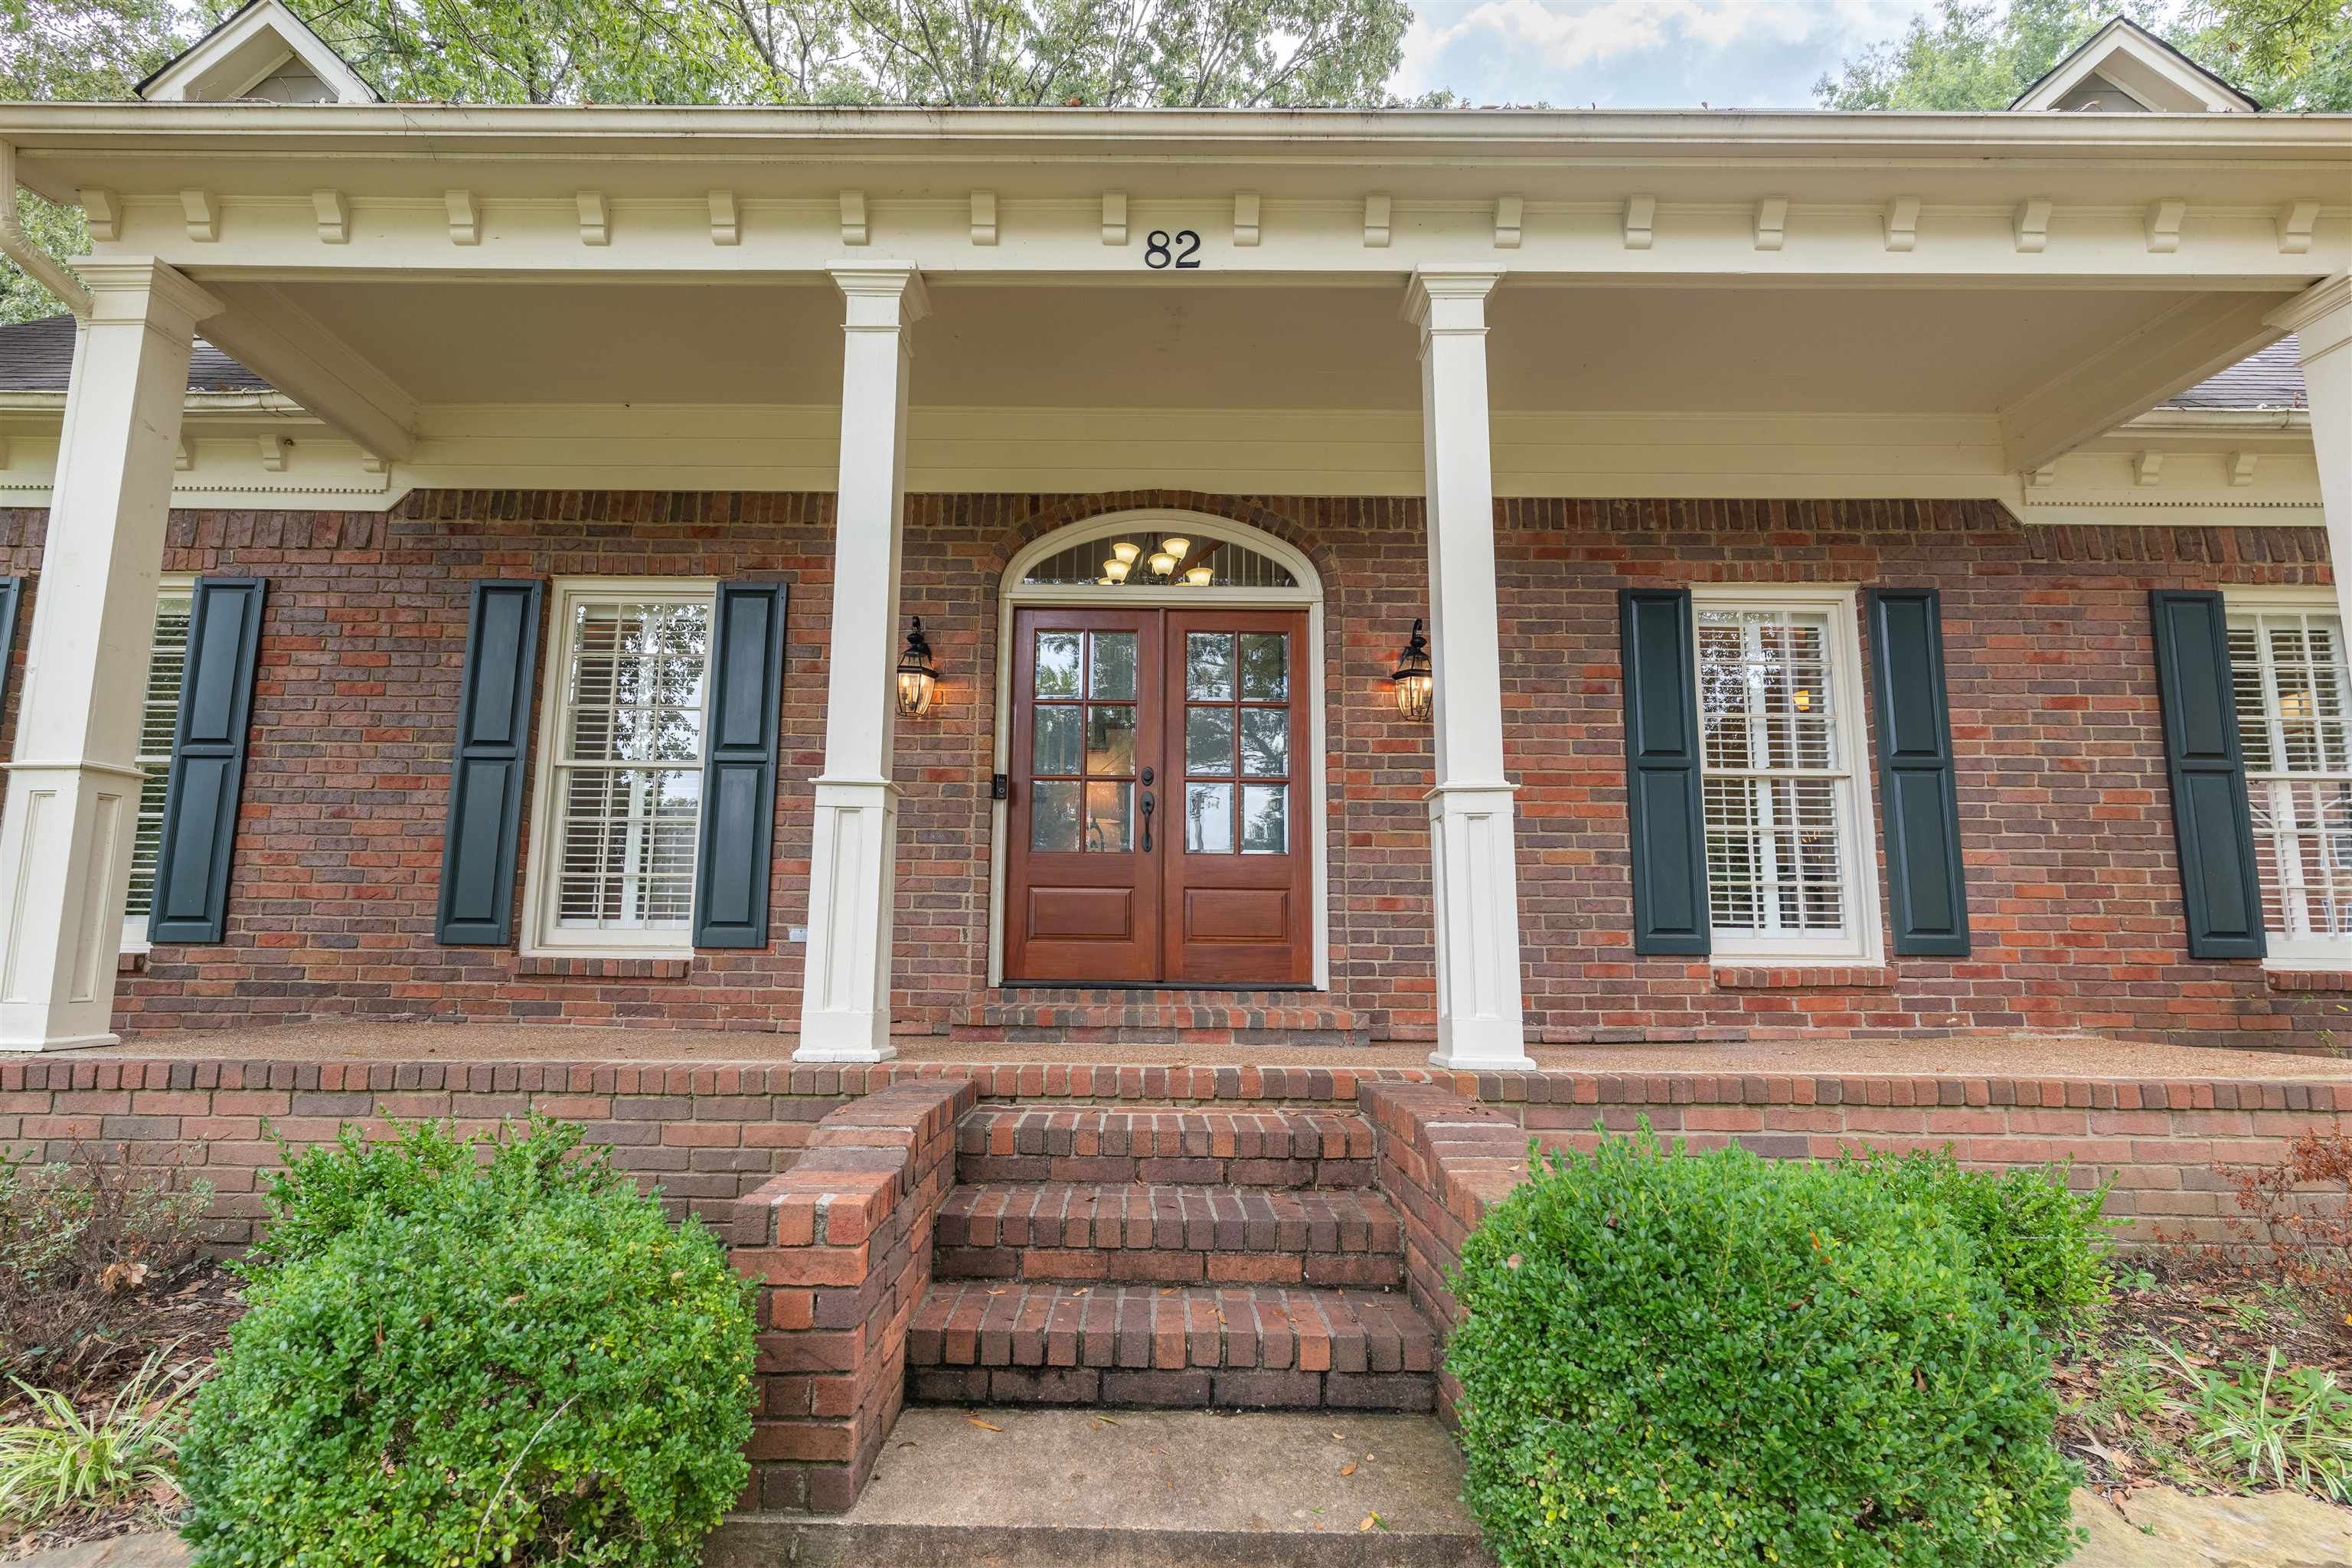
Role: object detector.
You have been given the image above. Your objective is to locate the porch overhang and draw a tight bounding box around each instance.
[0,103,2341,508]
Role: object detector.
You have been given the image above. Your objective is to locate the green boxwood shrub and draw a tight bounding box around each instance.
[1850,1148,2115,1335]
[1448,1132,2079,1568]
[177,1117,756,1567]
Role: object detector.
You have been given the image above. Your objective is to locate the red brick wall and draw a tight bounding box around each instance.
[0,492,2336,1051]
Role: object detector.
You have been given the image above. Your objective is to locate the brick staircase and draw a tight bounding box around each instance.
[905,1102,1439,1413]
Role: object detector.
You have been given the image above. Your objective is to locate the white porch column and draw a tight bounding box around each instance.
[795,262,928,1063]
[1405,266,1536,1072]
[0,259,219,1051]
[2270,276,2352,630]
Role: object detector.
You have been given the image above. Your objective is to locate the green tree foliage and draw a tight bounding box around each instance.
[2178,0,2352,110]
[0,0,1409,315]
[1817,0,2352,111]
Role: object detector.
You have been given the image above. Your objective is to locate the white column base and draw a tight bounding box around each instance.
[0,762,143,1053]
[1425,782,1537,1072]
[795,776,901,1064]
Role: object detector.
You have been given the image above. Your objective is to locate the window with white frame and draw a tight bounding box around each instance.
[1694,588,1880,961]
[526,582,715,953]
[2228,598,2352,964]
[123,581,195,949]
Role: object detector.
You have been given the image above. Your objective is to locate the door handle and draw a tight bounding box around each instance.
[1139,790,1155,853]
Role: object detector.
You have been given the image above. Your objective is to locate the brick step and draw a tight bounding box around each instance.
[934,1182,1403,1286]
[907,1282,1437,1412]
[959,988,1360,1029]
[956,1105,1374,1189]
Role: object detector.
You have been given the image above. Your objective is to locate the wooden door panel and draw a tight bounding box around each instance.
[1181,887,1290,942]
[1160,609,1313,985]
[1004,608,1162,983]
[1028,886,1138,939]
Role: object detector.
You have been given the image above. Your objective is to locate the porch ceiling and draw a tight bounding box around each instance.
[218,275,2227,419]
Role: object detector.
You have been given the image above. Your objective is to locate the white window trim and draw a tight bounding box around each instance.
[122,574,198,956]
[519,576,718,960]
[1690,583,1885,967]
[2225,586,2352,972]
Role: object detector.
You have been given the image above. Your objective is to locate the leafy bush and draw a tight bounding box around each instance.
[177,1117,756,1568]
[1449,1132,2079,1568]
[1851,1148,2115,1334]
[0,1347,206,1539]
[1,1141,213,1387]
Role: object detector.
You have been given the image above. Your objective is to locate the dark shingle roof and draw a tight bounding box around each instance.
[0,312,270,394]
[2159,336,2308,410]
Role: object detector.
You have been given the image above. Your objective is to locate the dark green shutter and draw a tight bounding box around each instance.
[148,577,267,945]
[693,582,787,949]
[1619,588,1710,956]
[0,577,22,716]
[435,580,544,946]
[2149,590,2265,960]
[1867,589,1971,956]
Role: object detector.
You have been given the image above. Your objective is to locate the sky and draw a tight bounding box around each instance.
[1393,0,1943,108]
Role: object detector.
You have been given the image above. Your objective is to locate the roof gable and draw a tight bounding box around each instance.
[2011,17,2259,113]
[136,0,377,105]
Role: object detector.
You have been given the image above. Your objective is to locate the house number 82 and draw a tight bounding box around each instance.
[1145,230,1202,270]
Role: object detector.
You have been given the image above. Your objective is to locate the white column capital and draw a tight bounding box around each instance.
[828,260,931,331]
[1403,266,1505,337]
[2267,273,2351,365]
[70,256,224,334]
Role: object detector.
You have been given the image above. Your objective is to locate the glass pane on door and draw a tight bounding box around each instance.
[1030,628,1141,854]
[1185,783,1234,853]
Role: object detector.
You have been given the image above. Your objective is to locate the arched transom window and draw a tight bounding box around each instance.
[1021,526,1298,590]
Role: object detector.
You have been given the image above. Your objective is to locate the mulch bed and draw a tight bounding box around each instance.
[2055,1258,2352,1502]
[0,1262,242,1563]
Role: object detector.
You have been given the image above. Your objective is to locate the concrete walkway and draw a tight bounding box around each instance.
[22,1476,2347,1566]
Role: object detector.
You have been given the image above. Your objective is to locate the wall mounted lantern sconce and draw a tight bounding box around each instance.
[896,617,939,717]
[1390,618,1433,723]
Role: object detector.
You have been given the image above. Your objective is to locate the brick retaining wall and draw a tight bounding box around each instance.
[5,1056,2341,1248]
[730,1080,973,1511]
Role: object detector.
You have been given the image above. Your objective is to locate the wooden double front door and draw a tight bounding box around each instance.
[1006,606,1312,986]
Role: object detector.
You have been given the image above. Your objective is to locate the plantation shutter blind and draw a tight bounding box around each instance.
[1619,588,1711,956]
[691,582,787,949]
[2148,590,2265,960]
[435,580,544,946]
[1866,589,1971,956]
[148,577,268,945]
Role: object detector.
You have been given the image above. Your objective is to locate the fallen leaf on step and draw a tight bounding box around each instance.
[1091,1414,1122,1428]
[1359,1514,1380,1532]
[969,1417,1004,1432]
[1339,1462,1358,1477]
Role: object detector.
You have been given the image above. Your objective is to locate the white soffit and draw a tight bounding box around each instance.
[2011,18,2259,114]
[137,0,377,106]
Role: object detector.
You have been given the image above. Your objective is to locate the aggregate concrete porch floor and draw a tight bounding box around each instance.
[67,1021,2352,1079]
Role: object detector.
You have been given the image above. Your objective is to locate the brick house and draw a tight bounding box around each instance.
[0,4,2345,1070]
